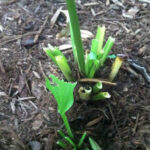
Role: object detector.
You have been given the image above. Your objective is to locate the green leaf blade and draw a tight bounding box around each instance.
[46,74,77,114]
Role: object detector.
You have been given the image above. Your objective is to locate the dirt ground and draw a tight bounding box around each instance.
[0,0,150,150]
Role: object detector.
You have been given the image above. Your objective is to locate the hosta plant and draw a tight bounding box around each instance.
[46,74,103,149]
[44,0,123,81]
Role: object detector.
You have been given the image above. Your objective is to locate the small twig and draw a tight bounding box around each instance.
[79,78,117,86]
[0,31,38,47]
[17,97,36,101]
[0,60,5,73]
[107,102,121,139]
[129,61,150,83]
[34,14,50,43]
[39,61,46,78]
[133,113,139,136]
[0,0,17,5]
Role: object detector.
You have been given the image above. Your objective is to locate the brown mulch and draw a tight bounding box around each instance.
[0,0,150,150]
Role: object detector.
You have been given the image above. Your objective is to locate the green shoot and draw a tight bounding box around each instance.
[65,136,77,149]
[85,27,115,78]
[109,56,124,81]
[46,74,77,138]
[93,82,103,94]
[44,1,120,81]
[92,92,111,101]
[55,55,74,81]
[66,0,85,74]
[99,37,115,67]
[58,130,66,139]
[57,140,67,149]
[44,46,74,81]
[89,137,103,150]
[96,26,105,57]
[78,132,87,148]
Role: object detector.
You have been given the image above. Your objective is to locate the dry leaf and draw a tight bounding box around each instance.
[59,44,72,50]
[123,7,139,18]
[32,114,43,130]
[0,25,3,32]
[81,29,94,40]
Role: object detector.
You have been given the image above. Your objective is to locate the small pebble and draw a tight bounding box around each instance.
[29,141,42,150]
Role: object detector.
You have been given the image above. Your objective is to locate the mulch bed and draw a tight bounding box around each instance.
[0,0,150,150]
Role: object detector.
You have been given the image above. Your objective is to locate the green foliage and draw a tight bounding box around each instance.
[78,82,111,101]
[89,137,103,150]
[46,74,76,114]
[66,0,85,74]
[43,0,120,81]
[44,45,74,81]
[46,75,102,149]
[46,74,76,138]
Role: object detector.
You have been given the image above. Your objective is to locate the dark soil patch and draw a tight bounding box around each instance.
[0,0,150,150]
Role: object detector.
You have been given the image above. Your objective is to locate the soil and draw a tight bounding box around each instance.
[0,0,150,150]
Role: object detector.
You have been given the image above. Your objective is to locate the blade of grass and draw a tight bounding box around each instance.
[58,130,66,139]
[69,23,77,62]
[65,136,77,149]
[66,0,85,74]
[78,132,87,148]
[57,140,67,149]
[89,137,103,150]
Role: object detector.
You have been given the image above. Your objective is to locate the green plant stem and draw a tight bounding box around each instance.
[93,82,102,94]
[78,132,87,148]
[65,137,77,149]
[99,37,115,66]
[92,92,111,101]
[66,0,85,74]
[57,140,67,149]
[96,26,105,55]
[61,113,74,139]
[55,55,74,81]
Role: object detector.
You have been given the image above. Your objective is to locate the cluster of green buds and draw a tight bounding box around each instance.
[78,81,111,101]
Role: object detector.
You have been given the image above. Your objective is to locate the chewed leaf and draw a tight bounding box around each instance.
[46,74,77,115]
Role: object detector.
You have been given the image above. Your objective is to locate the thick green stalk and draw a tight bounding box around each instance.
[61,113,74,139]
[88,59,99,78]
[55,55,74,81]
[93,82,103,94]
[92,92,111,101]
[78,86,92,100]
[96,26,106,54]
[66,0,85,74]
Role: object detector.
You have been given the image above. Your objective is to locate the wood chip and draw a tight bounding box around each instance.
[50,6,63,29]
[86,117,102,127]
